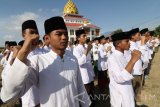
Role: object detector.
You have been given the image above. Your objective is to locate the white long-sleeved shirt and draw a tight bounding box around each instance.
[98,44,108,71]
[1,47,44,107]
[108,50,135,107]
[124,41,143,75]
[21,48,45,107]
[104,42,112,57]
[1,50,91,107]
[73,44,94,84]
[92,43,98,61]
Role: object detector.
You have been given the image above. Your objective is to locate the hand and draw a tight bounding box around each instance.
[130,50,141,63]
[106,46,111,52]
[22,33,39,53]
[17,33,39,62]
[84,44,92,56]
[152,41,156,45]
[87,43,92,52]
[12,46,21,59]
[94,51,97,54]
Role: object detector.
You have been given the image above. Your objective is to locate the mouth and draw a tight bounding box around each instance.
[60,42,67,46]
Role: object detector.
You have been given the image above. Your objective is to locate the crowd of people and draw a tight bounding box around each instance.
[0,16,160,107]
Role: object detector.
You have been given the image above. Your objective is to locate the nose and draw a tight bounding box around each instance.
[61,34,68,40]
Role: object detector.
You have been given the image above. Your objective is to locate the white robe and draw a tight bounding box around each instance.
[92,43,98,61]
[1,48,46,107]
[73,44,94,84]
[0,49,9,67]
[108,50,135,107]
[1,50,90,107]
[104,42,112,57]
[21,48,45,107]
[98,44,108,71]
[124,41,143,75]
[42,45,51,53]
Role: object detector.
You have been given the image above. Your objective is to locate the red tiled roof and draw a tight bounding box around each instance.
[65,23,99,29]
[65,23,82,27]
[64,17,87,20]
[86,24,100,29]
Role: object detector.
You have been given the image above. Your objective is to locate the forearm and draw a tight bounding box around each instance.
[17,40,31,63]
[1,58,37,102]
[125,60,136,73]
[73,50,87,65]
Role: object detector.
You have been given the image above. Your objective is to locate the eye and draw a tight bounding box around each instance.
[56,32,62,36]
[30,30,38,34]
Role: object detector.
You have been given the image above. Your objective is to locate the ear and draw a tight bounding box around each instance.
[117,41,121,47]
[77,37,80,41]
[45,35,50,40]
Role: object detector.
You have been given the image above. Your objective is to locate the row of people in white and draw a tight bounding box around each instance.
[1,17,91,107]
[1,17,159,107]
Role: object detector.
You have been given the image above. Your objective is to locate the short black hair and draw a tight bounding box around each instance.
[113,40,121,47]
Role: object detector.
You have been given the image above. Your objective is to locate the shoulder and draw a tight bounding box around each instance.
[65,52,79,67]
[29,52,50,62]
[108,53,115,62]
[66,51,77,62]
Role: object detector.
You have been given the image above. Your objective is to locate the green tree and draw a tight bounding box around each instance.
[155,25,160,36]
[111,29,123,35]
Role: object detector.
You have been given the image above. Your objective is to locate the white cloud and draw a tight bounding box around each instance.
[0,8,61,47]
[51,8,62,16]
[4,12,39,32]
[0,12,39,46]
[3,35,16,40]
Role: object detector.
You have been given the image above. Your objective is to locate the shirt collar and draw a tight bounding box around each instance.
[114,49,124,56]
[49,50,66,61]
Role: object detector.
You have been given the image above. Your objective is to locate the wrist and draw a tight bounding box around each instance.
[130,58,136,64]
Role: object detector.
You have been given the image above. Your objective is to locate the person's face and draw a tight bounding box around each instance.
[145,32,150,42]
[95,40,99,45]
[5,44,9,49]
[48,29,68,50]
[101,38,106,44]
[10,46,15,51]
[106,39,110,43]
[22,29,39,39]
[119,39,130,50]
[78,34,87,44]
[133,32,140,41]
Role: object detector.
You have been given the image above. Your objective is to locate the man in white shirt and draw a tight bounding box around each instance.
[21,20,42,107]
[0,41,11,67]
[0,41,10,66]
[92,38,99,77]
[108,32,141,107]
[97,35,108,92]
[104,37,112,57]
[42,34,51,53]
[1,20,41,107]
[139,28,151,85]
[66,41,73,54]
[126,28,145,103]
[73,29,95,106]
[1,16,90,107]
